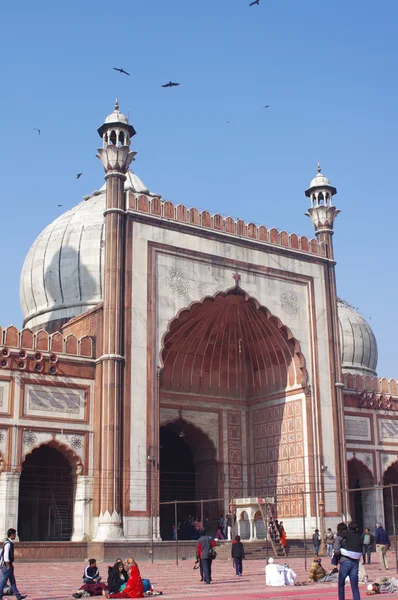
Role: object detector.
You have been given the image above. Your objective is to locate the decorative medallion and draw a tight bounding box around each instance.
[365,454,372,466]
[280,291,300,317]
[23,431,37,447]
[70,436,83,450]
[0,430,5,443]
[167,270,190,296]
[382,454,389,465]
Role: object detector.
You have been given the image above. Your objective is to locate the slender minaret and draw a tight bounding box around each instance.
[305,163,348,518]
[95,100,136,540]
[305,162,339,259]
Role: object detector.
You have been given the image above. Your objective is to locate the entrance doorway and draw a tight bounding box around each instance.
[159,420,218,540]
[348,458,375,532]
[383,463,398,534]
[18,445,74,541]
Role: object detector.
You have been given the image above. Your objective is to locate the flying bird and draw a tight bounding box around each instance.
[249,0,260,5]
[113,67,130,76]
[264,105,270,108]
[162,81,180,88]
[76,173,83,179]
[33,128,41,135]
[57,204,63,207]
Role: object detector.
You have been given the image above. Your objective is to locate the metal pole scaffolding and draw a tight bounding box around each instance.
[302,490,307,572]
[390,485,398,574]
[174,501,179,566]
[150,502,154,563]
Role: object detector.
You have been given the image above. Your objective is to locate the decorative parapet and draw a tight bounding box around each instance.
[344,372,398,396]
[128,193,327,258]
[0,325,94,358]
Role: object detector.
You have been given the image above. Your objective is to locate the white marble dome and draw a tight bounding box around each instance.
[338,299,378,376]
[20,171,151,331]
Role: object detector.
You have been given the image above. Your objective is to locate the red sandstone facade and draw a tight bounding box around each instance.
[0,105,397,552]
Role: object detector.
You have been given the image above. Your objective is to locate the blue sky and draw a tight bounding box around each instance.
[0,0,397,375]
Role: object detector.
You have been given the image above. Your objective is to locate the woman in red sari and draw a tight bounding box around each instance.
[107,562,144,599]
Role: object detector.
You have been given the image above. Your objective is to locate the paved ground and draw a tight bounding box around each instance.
[8,556,398,600]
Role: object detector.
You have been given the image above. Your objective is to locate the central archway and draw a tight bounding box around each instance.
[348,458,375,532]
[159,284,308,533]
[18,445,74,541]
[159,420,218,540]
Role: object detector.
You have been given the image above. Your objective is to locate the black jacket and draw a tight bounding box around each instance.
[107,564,128,594]
[360,533,375,547]
[339,530,362,553]
[231,541,245,559]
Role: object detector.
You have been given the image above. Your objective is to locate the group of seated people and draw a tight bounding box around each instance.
[72,557,162,598]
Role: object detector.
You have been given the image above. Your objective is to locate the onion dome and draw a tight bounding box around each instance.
[338,299,378,376]
[20,171,150,332]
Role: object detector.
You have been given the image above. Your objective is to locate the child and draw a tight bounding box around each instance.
[83,558,101,584]
[231,534,245,577]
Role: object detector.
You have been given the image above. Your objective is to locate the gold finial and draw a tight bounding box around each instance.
[317,161,321,174]
[114,98,119,111]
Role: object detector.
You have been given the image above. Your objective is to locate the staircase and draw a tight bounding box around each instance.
[48,495,73,541]
[215,539,315,560]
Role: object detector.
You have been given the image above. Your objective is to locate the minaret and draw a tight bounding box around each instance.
[305,163,348,518]
[95,100,136,540]
[305,162,339,260]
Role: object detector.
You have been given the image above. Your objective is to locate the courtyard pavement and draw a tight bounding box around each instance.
[9,555,398,600]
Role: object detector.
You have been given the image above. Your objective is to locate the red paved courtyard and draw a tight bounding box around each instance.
[9,556,398,600]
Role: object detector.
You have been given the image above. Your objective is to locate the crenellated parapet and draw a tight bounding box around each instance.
[0,325,94,374]
[128,192,327,257]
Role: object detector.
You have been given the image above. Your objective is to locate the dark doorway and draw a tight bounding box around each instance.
[18,445,74,541]
[383,463,398,534]
[347,458,375,533]
[159,420,219,540]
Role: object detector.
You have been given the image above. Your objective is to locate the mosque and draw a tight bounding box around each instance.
[0,101,397,555]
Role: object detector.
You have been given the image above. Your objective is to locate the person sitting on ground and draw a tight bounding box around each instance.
[106,561,144,599]
[367,577,398,595]
[74,581,107,598]
[265,557,286,586]
[107,562,129,596]
[84,559,101,585]
[283,563,297,585]
[308,557,338,583]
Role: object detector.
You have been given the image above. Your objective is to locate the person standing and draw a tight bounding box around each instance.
[333,521,361,600]
[197,529,216,584]
[375,522,390,570]
[225,513,232,541]
[231,535,245,577]
[361,528,375,565]
[0,529,27,600]
[312,529,321,556]
[326,528,335,558]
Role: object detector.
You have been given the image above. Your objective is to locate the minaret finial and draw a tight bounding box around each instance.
[317,161,321,174]
[114,97,119,111]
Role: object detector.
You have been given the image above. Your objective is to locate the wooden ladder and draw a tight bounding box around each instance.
[257,499,286,557]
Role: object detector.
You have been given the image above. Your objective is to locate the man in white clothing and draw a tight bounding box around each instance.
[284,564,297,585]
[265,557,286,586]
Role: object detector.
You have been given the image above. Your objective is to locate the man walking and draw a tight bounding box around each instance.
[312,529,321,556]
[334,522,361,600]
[0,529,27,600]
[375,522,390,570]
[197,528,216,584]
[361,528,375,565]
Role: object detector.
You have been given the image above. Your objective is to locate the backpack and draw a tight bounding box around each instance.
[0,541,9,568]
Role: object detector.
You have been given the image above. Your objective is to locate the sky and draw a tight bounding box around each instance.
[0,0,397,375]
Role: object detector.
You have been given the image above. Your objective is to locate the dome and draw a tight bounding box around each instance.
[309,173,331,188]
[20,170,151,331]
[338,299,378,376]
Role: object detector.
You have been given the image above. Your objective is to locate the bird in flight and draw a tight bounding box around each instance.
[33,128,41,135]
[264,105,270,108]
[76,173,83,179]
[162,81,180,88]
[113,67,130,76]
[57,204,63,207]
[249,0,260,5]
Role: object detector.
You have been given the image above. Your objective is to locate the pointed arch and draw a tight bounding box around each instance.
[22,439,83,474]
[160,285,307,399]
